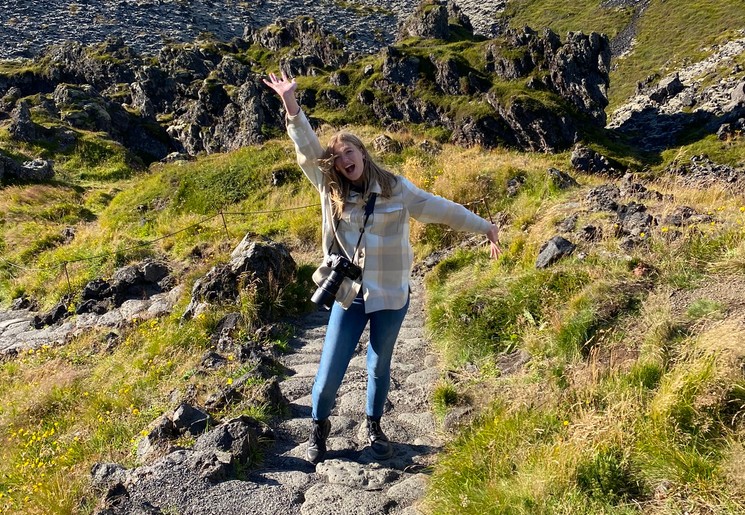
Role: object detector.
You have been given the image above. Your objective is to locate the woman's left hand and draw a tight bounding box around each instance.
[487,223,502,259]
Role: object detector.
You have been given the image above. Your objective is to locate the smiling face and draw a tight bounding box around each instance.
[332,139,366,186]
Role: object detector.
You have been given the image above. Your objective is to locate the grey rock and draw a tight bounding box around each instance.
[442,406,473,432]
[616,202,655,237]
[489,94,579,152]
[90,462,128,491]
[586,183,621,212]
[666,154,745,188]
[372,134,402,154]
[381,47,421,88]
[578,225,603,242]
[506,175,526,197]
[649,73,684,103]
[386,473,428,504]
[398,0,450,41]
[173,403,213,435]
[8,100,39,141]
[19,158,54,182]
[193,415,265,467]
[571,145,619,175]
[184,235,296,320]
[301,483,393,515]
[548,167,579,189]
[661,205,712,227]
[557,213,579,232]
[32,299,70,329]
[316,459,399,490]
[535,235,576,268]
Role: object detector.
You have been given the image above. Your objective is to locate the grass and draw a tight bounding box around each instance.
[420,121,745,513]
[0,282,299,513]
[504,0,634,41]
[1,125,745,513]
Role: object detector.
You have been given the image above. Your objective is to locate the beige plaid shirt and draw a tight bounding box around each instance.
[287,110,492,312]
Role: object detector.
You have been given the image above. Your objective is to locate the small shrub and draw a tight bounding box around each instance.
[432,382,458,418]
[575,446,646,504]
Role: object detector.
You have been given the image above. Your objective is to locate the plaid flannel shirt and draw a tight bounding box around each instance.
[287,109,492,313]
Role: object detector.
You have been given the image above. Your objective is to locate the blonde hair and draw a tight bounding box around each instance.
[319,132,397,218]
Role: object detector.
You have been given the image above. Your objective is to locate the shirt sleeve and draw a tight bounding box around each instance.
[286,109,325,189]
[400,177,492,234]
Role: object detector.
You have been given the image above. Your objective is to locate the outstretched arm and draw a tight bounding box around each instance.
[262,71,300,116]
[402,177,502,259]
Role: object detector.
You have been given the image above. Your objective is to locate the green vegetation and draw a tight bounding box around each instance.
[1,2,745,513]
[504,0,634,40]
[504,0,745,110]
[423,159,745,512]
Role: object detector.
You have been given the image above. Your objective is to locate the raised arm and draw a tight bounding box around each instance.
[262,71,300,116]
[263,71,325,188]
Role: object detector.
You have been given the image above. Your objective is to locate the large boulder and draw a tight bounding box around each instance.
[19,158,55,182]
[77,259,172,314]
[44,39,139,91]
[53,84,112,133]
[491,95,579,152]
[0,152,22,183]
[398,0,450,41]
[571,145,620,176]
[381,46,421,88]
[450,114,515,148]
[183,235,296,320]
[249,16,348,69]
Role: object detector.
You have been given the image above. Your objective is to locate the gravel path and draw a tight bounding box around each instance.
[246,276,441,514]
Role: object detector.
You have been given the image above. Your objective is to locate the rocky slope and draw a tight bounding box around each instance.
[609,33,745,151]
[2,1,745,513]
[0,0,613,180]
[0,0,508,60]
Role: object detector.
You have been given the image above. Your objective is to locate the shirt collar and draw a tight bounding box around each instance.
[348,180,382,200]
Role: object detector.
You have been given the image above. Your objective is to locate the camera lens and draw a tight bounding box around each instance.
[311,270,344,309]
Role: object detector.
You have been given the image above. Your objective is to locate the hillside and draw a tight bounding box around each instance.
[1,0,745,513]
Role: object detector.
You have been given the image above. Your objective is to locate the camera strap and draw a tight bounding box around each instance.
[330,192,377,265]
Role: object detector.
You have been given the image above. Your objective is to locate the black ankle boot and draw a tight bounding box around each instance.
[366,416,393,460]
[306,418,331,464]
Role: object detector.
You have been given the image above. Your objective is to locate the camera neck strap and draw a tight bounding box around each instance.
[331,192,377,264]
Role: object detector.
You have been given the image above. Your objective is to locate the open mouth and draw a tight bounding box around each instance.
[345,164,355,175]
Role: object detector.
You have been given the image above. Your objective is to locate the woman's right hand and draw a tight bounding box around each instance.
[263,71,300,116]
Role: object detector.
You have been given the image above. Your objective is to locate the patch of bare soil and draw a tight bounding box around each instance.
[667,274,745,319]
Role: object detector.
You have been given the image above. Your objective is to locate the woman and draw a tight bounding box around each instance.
[264,71,501,464]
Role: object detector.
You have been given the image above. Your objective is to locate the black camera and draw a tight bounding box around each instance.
[311,253,362,308]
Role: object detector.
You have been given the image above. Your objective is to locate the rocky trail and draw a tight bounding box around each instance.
[90,276,443,514]
[253,277,440,514]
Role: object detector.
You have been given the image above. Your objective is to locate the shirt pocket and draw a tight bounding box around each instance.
[369,202,404,237]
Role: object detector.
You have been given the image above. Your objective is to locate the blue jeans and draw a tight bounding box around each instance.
[311,293,410,421]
